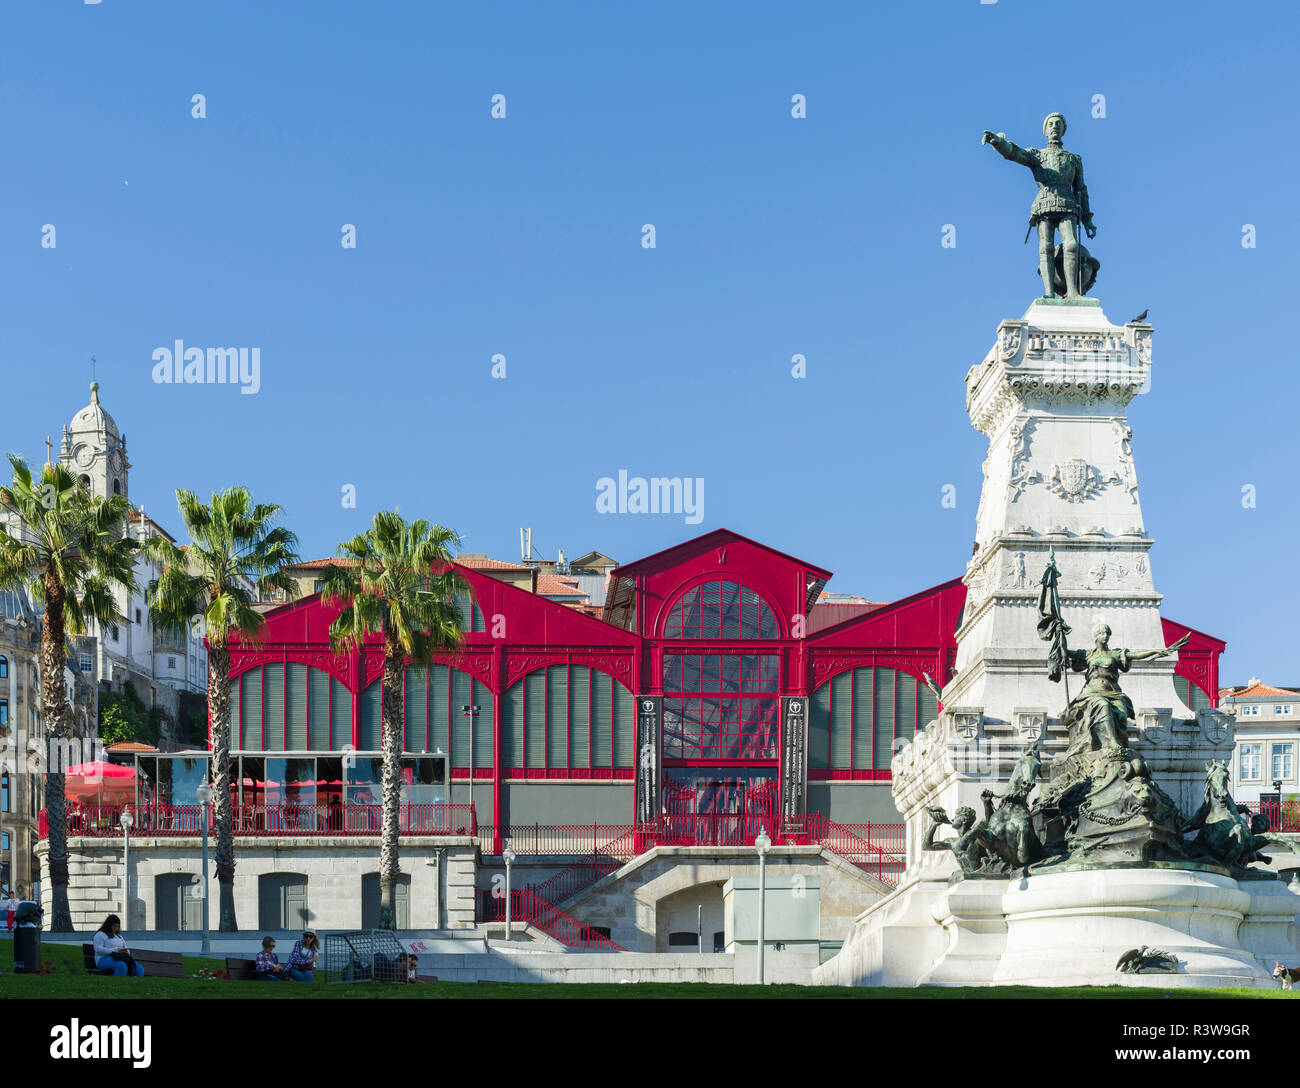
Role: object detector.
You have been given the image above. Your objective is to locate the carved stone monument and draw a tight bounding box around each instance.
[812,116,1300,989]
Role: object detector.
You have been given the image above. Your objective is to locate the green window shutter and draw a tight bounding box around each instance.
[546,665,569,768]
[919,676,939,732]
[874,668,896,771]
[232,670,243,744]
[450,667,472,768]
[286,664,308,749]
[360,681,381,750]
[473,681,493,768]
[591,669,611,767]
[612,682,634,768]
[569,667,591,769]
[241,666,262,750]
[832,670,854,770]
[405,665,428,751]
[330,676,350,749]
[810,679,831,770]
[264,664,285,749]
[503,680,523,768]
[896,673,918,749]
[525,670,546,769]
[851,668,874,769]
[308,668,330,749]
[429,665,450,755]
[474,602,485,633]
[1189,682,1211,711]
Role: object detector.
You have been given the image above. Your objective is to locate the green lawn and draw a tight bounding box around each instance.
[0,940,1294,999]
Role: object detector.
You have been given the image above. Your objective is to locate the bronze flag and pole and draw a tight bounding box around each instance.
[1036,547,1071,703]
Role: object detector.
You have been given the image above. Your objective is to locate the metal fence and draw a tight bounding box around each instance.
[323,930,410,984]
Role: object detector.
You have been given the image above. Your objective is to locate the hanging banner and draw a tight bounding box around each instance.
[782,695,808,820]
[636,695,662,825]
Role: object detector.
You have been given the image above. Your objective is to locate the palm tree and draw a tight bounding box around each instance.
[318,511,464,929]
[0,455,136,932]
[143,488,299,931]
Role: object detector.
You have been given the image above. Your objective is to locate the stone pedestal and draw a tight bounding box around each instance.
[928,868,1285,989]
[813,298,1269,990]
[893,299,1234,878]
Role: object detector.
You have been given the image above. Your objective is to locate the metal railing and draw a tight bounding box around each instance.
[1239,799,1300,833]
[40,802,478,839]
[477,888,625,950]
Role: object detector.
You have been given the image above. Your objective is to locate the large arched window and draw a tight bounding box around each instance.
[662,580,779,639]
[663,653,779,760]
[809,666,938,776]
[502,665,634,773]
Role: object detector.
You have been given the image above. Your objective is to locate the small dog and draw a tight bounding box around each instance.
[1273,962,1300,989]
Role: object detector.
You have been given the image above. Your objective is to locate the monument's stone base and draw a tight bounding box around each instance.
[814,868,1300,989]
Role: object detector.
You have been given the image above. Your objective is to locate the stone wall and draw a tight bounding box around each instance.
[565,845,891,953]
[35,836,479,933]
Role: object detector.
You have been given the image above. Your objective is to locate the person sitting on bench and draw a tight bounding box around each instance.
[283,930,320,981]
[93,914,143,977]
[256,936,287,980]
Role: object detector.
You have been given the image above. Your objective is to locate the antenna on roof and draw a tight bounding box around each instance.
[520,527,534,563]
[558,548,567,574]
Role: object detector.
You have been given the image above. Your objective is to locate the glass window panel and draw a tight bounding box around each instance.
[503,679,523,768]
[873,668,895,771]
[286,664,308,749]
[241,667,262,750]
[263,664,285,749]
[662,581,780,639]
[472,681,494,769]
[430,665,450,754]
[308,668,331,749]
[591,670,612,766]
[525,670,545,768]
[450,667,472,769]
[569,667,591,770]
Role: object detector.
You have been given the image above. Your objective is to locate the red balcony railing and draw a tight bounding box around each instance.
[476,887,625,951]
[39,802,477,839]
[1240,798,1300,833]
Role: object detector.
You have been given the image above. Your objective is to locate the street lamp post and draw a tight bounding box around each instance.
[196,782,213,957]
[502,840,516,942]
[755,825,771,985]
[119,808,134,927]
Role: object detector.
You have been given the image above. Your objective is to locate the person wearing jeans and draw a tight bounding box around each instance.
[284,930,319,981]
[93,914,143,977]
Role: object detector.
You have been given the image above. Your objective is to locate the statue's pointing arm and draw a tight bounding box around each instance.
[983,130,1035,168]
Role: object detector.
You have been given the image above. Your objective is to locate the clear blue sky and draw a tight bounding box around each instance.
[1,1,1295,685]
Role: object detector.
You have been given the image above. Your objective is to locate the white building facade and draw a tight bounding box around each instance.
[1223,679,1300,805]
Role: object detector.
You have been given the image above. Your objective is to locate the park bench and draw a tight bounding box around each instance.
[223,956,259,980]
[81,944,183,977]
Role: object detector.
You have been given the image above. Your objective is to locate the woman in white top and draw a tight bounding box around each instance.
[92,914,143,976]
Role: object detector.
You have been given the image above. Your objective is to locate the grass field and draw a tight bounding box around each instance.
[0,940,1295,999]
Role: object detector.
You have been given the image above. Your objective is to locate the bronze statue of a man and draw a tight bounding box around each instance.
[982,113,1096,299]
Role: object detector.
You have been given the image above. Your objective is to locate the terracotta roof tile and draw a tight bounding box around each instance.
[536,574,587,597]
[1223,681,1300,699]
[290,557,361,570]
[455,556,534,571]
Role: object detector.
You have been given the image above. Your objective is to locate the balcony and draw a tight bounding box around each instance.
[39,801,477,839]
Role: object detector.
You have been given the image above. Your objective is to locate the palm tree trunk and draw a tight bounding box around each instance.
[208,638,238,931]
[41,573,73,933]
[378,637,403,929]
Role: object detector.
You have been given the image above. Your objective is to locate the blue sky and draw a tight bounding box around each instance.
[1,1,1296,685]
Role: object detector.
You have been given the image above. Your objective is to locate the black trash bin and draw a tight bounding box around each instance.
[13,901,42,974]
